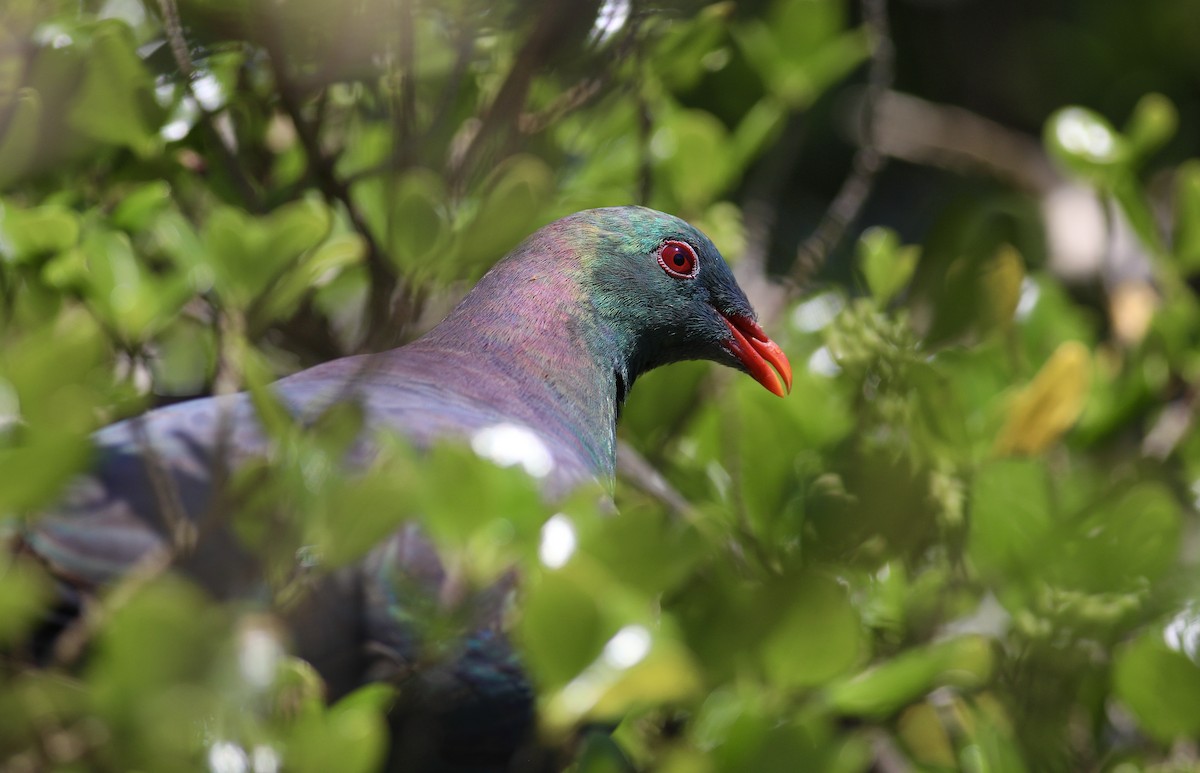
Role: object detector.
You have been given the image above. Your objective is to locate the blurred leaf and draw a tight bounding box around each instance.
[827,636,994,718]
[759,571,862,688]
[654,107,733,209]
[859,227,919,306]
[1114,628,1200,741]
[521,563,608,688]
[576,731,637,773]
[652,3,734,92]
[967,458,1053,586]
[415,440,547,579]
[0,556,52,645]
[66,20,161,157]
[1053,481,1180,593]
[1045,106,1130,181]
[354,168,449,279]
[257,231,365,324]
[205,199,332,309]
[1123,93,1177,161]
[730,96,787,170]
[735,0,868,109]
[150,318,216,396]
[0,201,80,264]
[458,155,554,275]
[111,181,173,232]
[1112,177,1165,254]
[896,693,1024,771]
[1174,159,1200,271]
[0,431,94,512]
[994,340,1091,454]
[88,576,226,717]
[67,229,192,342]
[285,684,391,773]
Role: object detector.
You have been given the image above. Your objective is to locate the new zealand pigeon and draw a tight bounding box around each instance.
[15,206,792,771]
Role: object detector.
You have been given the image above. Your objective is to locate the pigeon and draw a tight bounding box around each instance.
[14,206,792,771]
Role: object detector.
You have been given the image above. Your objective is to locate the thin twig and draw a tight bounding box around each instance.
[784,0,894,292]
[517,19,644,136]
[423,22,475,151]
[615,441,698,523]
[393,0,418,170]
[258,26,401,349]
[154,0,263,210]
[199,307,246,536]
[739,111,808,279]
[636,95,653,206]
[450,0,596,187]
[129,410,196,551]
[51,548,175,666]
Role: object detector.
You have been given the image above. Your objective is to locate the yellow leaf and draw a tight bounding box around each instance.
[995,341,1091,455]
[977,243,1024,333]
[897,702,955,768]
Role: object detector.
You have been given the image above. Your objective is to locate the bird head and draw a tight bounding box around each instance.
[563,206,793,397]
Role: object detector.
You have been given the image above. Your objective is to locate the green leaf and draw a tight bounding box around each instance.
[66,20,161,157]
[284,684,390,773]
[859,227,918,306]
[654,108,733,208]
[458,155,554,274]
[1174,159,1200,271]
[0,556,52,645]
[759,571,862,688]
[204,199,332,309]
[386,169,450,274]
[1054,481,1180,593]
[258,232,365,324]
[1114,626,1200,741]
[1124,93,1177,161]
[0,201,80,264]
[0,432,94,512]
[967,458,1054,587]
[111,181,173,232]
[827,636,994,718]
[520,563,609,688]
[88,577,226,713]
[731,96,787,170]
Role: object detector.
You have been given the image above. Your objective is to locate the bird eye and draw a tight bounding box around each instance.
[658,241,698,279]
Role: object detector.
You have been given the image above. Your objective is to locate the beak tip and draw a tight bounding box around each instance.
[721,313,793,398]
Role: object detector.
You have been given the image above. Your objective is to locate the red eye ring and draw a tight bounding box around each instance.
[658,241,698,279]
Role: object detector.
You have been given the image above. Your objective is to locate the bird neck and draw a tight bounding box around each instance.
[415,257,633,482]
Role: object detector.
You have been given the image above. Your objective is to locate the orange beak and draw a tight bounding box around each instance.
[720,313,793,397]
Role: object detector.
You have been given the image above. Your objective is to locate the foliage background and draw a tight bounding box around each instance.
[2,0,1200,770]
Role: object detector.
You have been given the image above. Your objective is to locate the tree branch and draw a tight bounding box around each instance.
[783,0,895,293]
[153,0,263,211]
[259,28,402,350]
[449,0,598,187]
